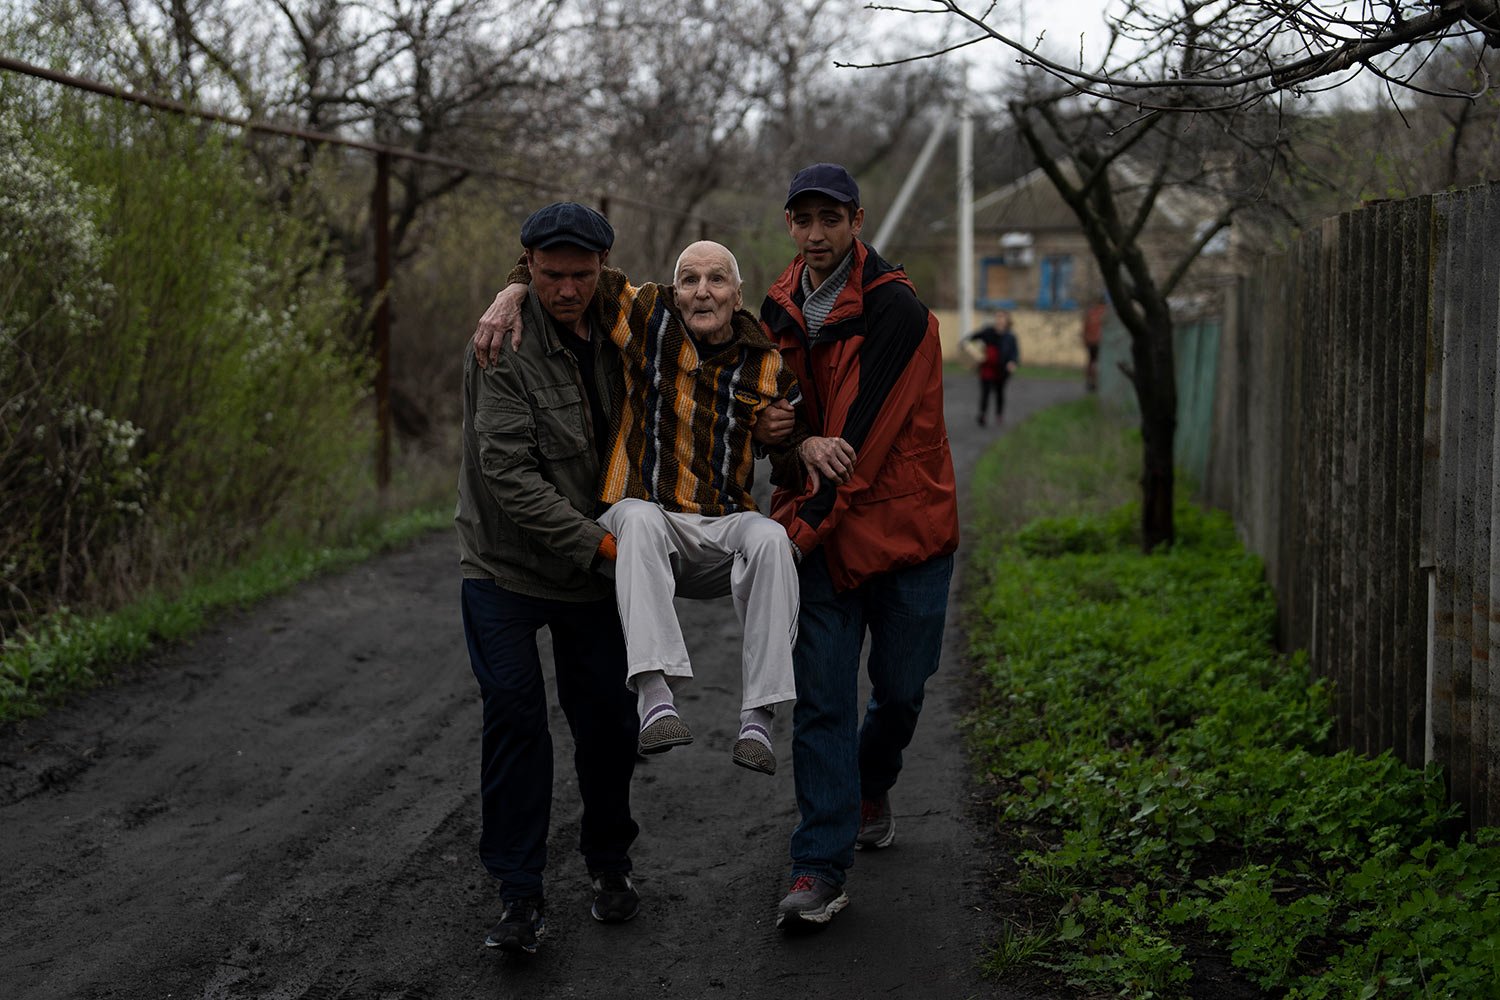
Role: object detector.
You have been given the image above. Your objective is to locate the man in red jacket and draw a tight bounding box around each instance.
[760,163,961,930]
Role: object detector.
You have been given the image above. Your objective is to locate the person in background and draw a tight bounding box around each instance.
[962,309,1020,427]
[758,163,961,931]
[1082,296,1108,393]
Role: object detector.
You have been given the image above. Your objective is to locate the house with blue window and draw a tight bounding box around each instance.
[938,157,1227,366]
[972,165,1094,315]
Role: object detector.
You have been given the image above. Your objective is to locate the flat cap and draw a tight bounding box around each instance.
[784,163,860,210]
[519,202,615,253]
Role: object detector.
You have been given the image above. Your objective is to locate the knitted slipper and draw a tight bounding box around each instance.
[731,737,776,775]
[638,710,693,754]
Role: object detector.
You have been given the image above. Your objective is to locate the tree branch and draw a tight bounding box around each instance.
[886,0,1486,110]
[1160,205,1233,300]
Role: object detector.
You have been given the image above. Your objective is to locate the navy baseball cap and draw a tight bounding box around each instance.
[519,202,615,252]
[784,163,860,209]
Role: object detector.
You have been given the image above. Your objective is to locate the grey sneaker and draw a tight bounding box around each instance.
[589,871,640,923]
[855,793,895,850]
[485,896,545,954]
[776,874,849,930]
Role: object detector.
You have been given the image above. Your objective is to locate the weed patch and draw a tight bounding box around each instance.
[967,405,1499,998]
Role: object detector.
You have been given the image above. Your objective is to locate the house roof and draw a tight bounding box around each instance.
[936,157,1221,236]
[970,166,1081,233]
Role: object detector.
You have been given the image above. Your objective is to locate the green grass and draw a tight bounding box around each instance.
[0,506,449,721]
[944,362,1086,383]
[1015,364,1086,382]
[966,402,1500,998]
[969,397,1138,549]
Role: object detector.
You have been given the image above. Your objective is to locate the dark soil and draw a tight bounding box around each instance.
[2,373,1088,1000]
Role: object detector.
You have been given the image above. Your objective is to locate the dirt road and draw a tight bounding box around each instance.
[1,373,1083,1000]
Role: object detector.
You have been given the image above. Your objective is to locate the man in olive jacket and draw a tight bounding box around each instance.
[455,203,640,955]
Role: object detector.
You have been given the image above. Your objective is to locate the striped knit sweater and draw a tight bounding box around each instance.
[582,267,801,515]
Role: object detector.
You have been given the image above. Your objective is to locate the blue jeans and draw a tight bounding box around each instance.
[461,579,639,904]
[789,550,954,887]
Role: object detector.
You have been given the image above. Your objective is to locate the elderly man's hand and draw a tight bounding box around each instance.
[799,435,855,493]
[473,283,528,368]
[752,399,795,446]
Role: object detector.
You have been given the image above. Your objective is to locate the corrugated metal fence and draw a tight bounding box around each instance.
[1097,316,1221,491]
[1201,183,1500,828]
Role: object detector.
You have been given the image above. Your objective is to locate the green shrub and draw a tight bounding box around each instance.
[965,404,1498,998]
[1312,831,1500,998]
[0,90,369,640]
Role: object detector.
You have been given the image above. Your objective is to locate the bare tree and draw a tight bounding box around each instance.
[572,0,788,272]
[847,0,1493,547]
[563,0,944,279]
[1385,40,1500,188]
[991,6,1305,548]
[36,1,575,259]
[30,0,585,440]
[874,0,1500,109]
[1013,96,1289,543]
[750,0,943,177]
[256,0,573,264]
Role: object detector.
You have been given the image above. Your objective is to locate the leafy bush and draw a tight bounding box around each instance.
[0,108,139,620]
[0,92,370,647]
[967,406,1498,998]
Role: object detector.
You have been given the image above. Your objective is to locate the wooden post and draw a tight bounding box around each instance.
[373,151,392,492]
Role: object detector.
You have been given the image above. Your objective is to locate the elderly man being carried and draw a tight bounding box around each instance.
[477,240,801,775]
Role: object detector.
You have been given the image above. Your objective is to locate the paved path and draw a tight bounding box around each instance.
[0,372,1083,1000]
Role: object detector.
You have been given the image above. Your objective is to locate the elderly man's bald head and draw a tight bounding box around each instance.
[674,240,744,345]
[675,241,741,286]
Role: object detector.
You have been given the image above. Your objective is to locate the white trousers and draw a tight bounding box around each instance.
[597,498,798,712]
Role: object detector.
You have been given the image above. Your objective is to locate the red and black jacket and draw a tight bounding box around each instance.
[760,240,960,591]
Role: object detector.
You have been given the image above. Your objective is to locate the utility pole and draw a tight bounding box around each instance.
[872,111,951,252]
[957,66,975,341]
[372,152,392,491]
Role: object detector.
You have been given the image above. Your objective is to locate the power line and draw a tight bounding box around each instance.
[0,54,728,226]
[0,53,735,487]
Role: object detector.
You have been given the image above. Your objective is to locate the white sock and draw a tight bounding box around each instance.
[636,671,677,728]
[738,706,774,750]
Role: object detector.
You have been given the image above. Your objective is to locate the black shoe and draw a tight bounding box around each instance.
[590,871,640,923]
[485,896,546,954]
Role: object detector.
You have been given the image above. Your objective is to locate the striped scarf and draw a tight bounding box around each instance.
[798,247,856,341]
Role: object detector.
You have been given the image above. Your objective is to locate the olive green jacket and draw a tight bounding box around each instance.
[455,287,623,601]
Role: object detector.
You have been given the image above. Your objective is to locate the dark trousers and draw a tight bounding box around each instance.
[978,373,1010,421]
[789,550,954,886]
[461,579,639,904]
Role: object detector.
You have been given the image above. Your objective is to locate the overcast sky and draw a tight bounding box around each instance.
[858,0,1116,92]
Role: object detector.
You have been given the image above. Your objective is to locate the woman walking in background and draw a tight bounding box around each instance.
[963,309,1019,427]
